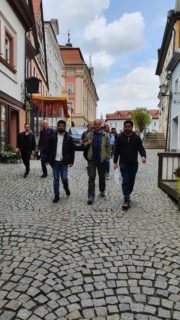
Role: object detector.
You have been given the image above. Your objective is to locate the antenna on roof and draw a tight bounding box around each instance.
[66,29,72,47]
[89,54,94,78]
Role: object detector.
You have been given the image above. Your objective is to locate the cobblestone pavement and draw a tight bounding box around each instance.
[0,150,180,320]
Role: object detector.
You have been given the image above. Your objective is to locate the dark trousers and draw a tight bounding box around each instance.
[120,163,138,201]
[21,152,31,173]
[104,159,110,174]
[87,160,106,196]
[52,161,68,197]
[40,149,47,175]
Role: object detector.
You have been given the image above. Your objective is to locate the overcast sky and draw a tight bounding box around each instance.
[42,0,175,116]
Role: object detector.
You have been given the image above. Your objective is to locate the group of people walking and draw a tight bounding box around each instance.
[16,118,146,209]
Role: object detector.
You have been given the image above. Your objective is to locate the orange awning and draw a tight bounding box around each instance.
[31,94,70,118]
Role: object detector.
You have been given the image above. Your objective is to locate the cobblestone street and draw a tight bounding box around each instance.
[0,149,180,320]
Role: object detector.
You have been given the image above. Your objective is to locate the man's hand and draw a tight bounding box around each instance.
[68,164,73,168]
[87,139,92,145]
[16,148,20,153]
[113,163,118,170]
[141,156,146,163]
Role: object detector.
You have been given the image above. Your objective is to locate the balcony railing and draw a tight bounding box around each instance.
[158,152,180,209]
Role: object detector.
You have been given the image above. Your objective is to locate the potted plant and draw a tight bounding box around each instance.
[174,167,180,193]
[0,144,21,163]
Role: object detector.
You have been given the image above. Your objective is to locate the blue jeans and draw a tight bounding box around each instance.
[120,163,138,201]
[52,161,68,197]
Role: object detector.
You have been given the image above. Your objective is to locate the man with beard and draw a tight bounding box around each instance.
[113,120,146,210]
[46,120,75,203]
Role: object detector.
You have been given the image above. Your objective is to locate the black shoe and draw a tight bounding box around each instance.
[65,188,70,196]
[53,196,60,203]
[100,191,105,197]
[41,174,47,178]
[87,196,94,205]
[23,172,29,178]
[122,200,130,210]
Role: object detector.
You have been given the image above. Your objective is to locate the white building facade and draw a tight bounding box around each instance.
[44,19,63,97]
[166,51,180,151]
[0,0,33,150]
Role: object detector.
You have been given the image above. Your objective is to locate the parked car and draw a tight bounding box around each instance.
[69,127,86,151]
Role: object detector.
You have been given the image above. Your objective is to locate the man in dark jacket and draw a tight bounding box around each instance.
[46,120,75,203]
[38,119,54,178]
[113,120,146,209]
[16,123,36,178]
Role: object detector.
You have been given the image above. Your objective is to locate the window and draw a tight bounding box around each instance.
[5,30,14,65]
[67,69,74,76]
[175,79,178,93]
[154,122,156,126]
[0,104,8,151]
[67,83,73,94]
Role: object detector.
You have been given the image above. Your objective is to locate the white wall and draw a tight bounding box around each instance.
[106,118,158,133]
[45,23,63,97]
[0,0,25,102]
[169,62,180,150]
[146,118,159,132]
[106,119,124,133]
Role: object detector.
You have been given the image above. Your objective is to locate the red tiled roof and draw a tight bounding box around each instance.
[147,109,159,119]
[60,47,85,64]
[106,110,132,120]
[106,109,159,120]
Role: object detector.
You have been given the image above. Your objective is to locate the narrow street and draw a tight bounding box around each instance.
[0,150,179,320]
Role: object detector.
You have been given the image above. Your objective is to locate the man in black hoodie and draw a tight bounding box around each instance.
[113,120,146,209]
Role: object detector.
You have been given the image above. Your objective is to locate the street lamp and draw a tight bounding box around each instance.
[159,83,172,151]
[159,83,170,96]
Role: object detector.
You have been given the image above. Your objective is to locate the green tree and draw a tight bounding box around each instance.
[131,108,151,133]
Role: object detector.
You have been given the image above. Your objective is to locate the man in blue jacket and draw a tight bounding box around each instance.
[113,120,146,209]
[46,120,75,203]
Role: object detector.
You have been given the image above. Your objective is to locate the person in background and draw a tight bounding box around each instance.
[46,120,75,203]
[104,124,114,179]
[113,120,146,210]
[81,122,93,144]
[110,127,118,158]
[84,119,111,205]
[16,123,36,178]
[38,119,54,178]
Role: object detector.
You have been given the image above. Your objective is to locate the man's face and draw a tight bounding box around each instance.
[124,123,133,135]
[94,120,101,132]
[87,124,92,131]
[43,121,48,129]
[104,125,110,133]
[24,124,30,132]
[57,123,65,133]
